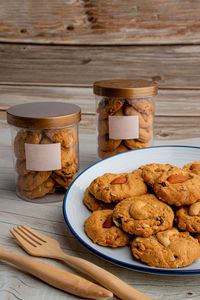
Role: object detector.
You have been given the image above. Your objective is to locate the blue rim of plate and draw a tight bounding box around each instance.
[63,145,200,275]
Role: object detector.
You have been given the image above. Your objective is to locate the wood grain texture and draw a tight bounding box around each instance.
[1,85,200,116]
[1,43,200,88]
[0,0,200,45]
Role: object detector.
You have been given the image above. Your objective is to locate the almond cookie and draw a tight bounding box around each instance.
[124,139,150,150]
[112,194,174,237]
[17,171,52,191]
[84,209,130,247]
[176,201,200,232]
[83,188,115,211]
[183,161,200,176]
[124,106,153,128]
[98,134,122,152]
[45,128,77,148]
[127,99,154,115]
[18,177,55,200]
[131,228,200,268]
[154,169,200,206]
[98,143,129,159]
[14,130,42,160]
[97,98,124,120]
[89,171,147,203]
[141,163,178,188]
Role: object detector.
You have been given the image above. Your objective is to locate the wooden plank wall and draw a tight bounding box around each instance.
[0,0,200,140]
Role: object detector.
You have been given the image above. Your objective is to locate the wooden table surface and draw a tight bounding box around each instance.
[1,128,200,300]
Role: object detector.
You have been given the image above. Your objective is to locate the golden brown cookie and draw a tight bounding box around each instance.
[98,143,129,159]
[16,160,31,176]
[112,194,174,237]
[54,161,78,178]
[127,99,154,115]
[154,168,200,206]
[138,127,152,143]
[89,171,147,203]
[17,171,52,191]
[61,146,77,168]
[124,139,151,150]
[131,228,200,268]
[98,134,122,152]
[141,163,178,188]
[124,106,153,128]
[44,128,77,148]
[97,98,125,120]
[84,209,130,247]
[176,201,200,232]
[183,161,200,176]
[51,173,74,190]
[83,188,115,211]
[14,130,42,160]
[98,109,123,136]
[18,177,55,200]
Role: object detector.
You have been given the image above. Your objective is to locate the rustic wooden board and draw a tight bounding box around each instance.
[0,0,200,45]
[1,44,200,88]
[1,85,200,116]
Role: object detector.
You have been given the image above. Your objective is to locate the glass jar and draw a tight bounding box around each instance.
[7,102,81,202]
[93,79,158,159]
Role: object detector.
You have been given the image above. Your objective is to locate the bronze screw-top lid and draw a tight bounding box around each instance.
[93,79,158,98]
[7,102,81,129]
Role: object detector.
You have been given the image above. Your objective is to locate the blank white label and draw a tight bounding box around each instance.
[109,115,139,139]
[25,143,62,171]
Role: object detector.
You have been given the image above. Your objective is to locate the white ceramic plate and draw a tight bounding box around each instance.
[63,146,200,275]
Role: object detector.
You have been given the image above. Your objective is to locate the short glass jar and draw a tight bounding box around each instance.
[93,79,158,159]
[7,102,81,202]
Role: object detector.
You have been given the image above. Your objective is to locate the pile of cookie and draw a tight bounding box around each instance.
[14,128,78,200]
[83,162,200,268]
[97,97,154,159]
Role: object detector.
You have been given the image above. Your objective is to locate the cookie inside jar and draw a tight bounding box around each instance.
[94,79,158,159]
[7,102,81,202]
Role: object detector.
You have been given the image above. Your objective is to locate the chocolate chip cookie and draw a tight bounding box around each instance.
[83,188,115,211]
[154,169,200,206]
[131,228,200,268]
[112,194,174,237]
[176,201,200,232]
[89,171,147,203]
[84,209,130,247]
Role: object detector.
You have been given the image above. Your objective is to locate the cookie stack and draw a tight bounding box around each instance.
[15,128,78,200]
[94,79,157,159]
[97,97,154,159]
[83,162,200,268]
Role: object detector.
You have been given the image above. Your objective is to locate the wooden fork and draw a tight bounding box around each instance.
[10,225,153,300]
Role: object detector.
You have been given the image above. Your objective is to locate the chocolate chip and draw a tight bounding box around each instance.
[159,182,166,187]
[116,217,122,224]
[104,187,110,191]
[156,216,164,225]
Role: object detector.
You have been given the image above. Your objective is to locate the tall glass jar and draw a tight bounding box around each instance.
[93,79,158,159]
[7,102,81,202]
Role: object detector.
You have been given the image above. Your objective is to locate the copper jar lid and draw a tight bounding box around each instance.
[93,79,158,98]
[7,102,81,129]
